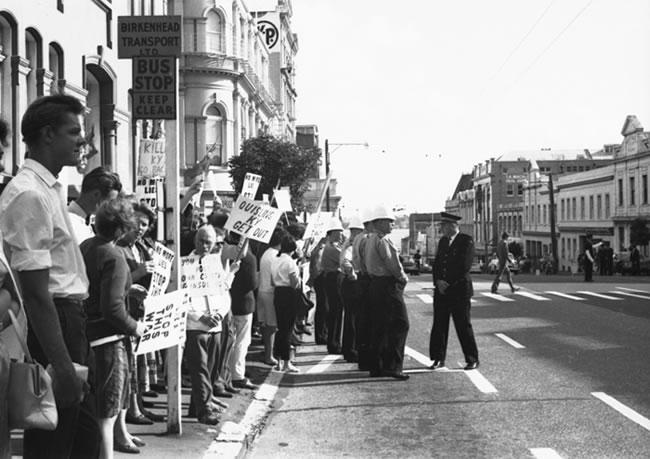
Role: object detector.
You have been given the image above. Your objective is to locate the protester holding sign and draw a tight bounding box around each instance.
[184,225,239,425]
[80,199,149,456]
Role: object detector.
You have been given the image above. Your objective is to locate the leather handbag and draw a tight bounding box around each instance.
[7,309,58,431]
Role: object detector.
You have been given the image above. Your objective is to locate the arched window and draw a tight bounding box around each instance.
[205,105,224,166]
[49,42,64,83]
[206,10,224,53]
[25,28,42,103]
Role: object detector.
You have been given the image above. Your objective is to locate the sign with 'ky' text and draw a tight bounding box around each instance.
[224,196,283,244]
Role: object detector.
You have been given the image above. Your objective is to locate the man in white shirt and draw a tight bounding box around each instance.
[68,166,122,243]
[0,94,100,458]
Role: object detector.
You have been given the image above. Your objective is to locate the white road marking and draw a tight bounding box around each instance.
[545,291,585,301]
[405,345,432,367]
[610,291,650,300]
[416,294,433,304]
[481,292,515,302]
[457,362,498,393]
[530,448,564,458]
[617,286,650,294]
[495,333,526,349]
[592,392,650,431]
[576,291,622,300]
[305,354,342,374]
[515,291,550,301]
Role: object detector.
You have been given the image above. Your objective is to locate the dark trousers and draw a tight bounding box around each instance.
[341,277,360,361]
[274,287,298,360]
[24,299,100,459]
[186,330,219,417]
[324,272,344,353]
[429,293,478,364]
[356,274,372,370]
[491,264,515,292]
[584,260,593,281]
[212,312,234,391]
[367,276,410,374]
[313,274,328,345]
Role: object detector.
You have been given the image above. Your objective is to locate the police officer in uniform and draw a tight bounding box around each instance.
[339,215,364,362]
[430,212,479,371]
[365,205,410,380]
[321,217,344,354]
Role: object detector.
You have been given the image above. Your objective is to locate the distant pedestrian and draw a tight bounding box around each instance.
[490,232,519,294]
[630,245,641,276]
[413,249,422,271]
[583,234,601,282]
[430,212,479,371]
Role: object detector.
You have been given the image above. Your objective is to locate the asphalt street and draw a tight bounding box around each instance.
[246,275,650,459]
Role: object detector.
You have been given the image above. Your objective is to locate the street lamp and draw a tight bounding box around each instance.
[324,139,369,212]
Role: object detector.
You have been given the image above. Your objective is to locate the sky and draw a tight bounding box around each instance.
[287,0,650,216]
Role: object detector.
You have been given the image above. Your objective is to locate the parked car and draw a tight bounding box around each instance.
[400,255,420,275]
[470,260,482,274]
[615,252,650,275]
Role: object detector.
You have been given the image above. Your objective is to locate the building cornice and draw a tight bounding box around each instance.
[556,174,615,191]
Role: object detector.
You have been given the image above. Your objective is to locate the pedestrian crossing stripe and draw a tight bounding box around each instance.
[480,292,515,302]
[576,291,622,300]
[616,287,650,294]
[611,291,650,300]
[545,291,585,301]
[514,291,550,301]
[416,294,433,304]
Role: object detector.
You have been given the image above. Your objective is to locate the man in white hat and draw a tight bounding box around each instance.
[351,208,374,371]
[321,217,344,354]
[339,215,364,362]
[364,205,410,380]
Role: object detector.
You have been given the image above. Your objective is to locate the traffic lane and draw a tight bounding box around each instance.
[405,291,650,457]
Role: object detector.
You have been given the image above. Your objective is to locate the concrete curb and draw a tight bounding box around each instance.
[202,370,284,458]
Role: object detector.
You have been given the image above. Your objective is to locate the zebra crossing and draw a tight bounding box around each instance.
[412,286,650,304]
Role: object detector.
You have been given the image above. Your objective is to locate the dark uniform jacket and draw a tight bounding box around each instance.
[432,232,475,299]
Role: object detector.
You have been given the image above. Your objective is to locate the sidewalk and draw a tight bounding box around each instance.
[10,336,279,459]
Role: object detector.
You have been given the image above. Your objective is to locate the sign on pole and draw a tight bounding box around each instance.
[303,211,332,243]
[132,56,176,119]
[135,290,189,355]
[273,188,293,212]
[148,242,175,297]
[224,196,283,243]
[118,16,182,58]
[138,138,166,177]
[241,173,262,199]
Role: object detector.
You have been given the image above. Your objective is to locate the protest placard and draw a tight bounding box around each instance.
[224,196,283,243]
[273,188,293,212]
[303,211,332,243]
[137,139,166,178]
[135,290,188,355]
[148,242,175,297]
[179,253,228,297]
[241,172,262,199]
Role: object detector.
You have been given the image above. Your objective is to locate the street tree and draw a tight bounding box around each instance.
[508,241,523,259]
[228,135,321,212]
[630,217,650,247]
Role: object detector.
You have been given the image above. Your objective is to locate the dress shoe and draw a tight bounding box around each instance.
[141,390,159,398]
[464,361,479,370]
[211,397,229,409]
[491,289,498,294]
[369,370,383,378]
[213,388,233,398]
[114,442,140,454]
[149,383,166,393]
[141,409,166,422]
[126,413,154,425]
[232,379,259,390]
[225,385,241,394]
[130,437,146,447]
[511,287,520,293]
[141,399,155,408]
[383,371,410,381]
[430,360,445,370]
[198,411,221,425]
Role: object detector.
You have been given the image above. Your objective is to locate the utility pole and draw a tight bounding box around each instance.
[325,139,330,211]
[548,173,559,274]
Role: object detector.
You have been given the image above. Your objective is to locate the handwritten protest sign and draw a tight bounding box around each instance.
[148,242,175,297]
[135,177,163,210]
[241,173,262,199]
[179,253,227,297]
[273,188,293,212]
[303,211,332,243]
[137,139,166,178]
[224,196,283,244]
[135,290,188,355]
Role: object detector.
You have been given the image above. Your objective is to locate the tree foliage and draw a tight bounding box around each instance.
[508,241,523,259]
[630,217,650,246]
[228,135,321,212]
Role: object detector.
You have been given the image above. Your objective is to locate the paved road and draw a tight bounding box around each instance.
[247,278,650,458]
